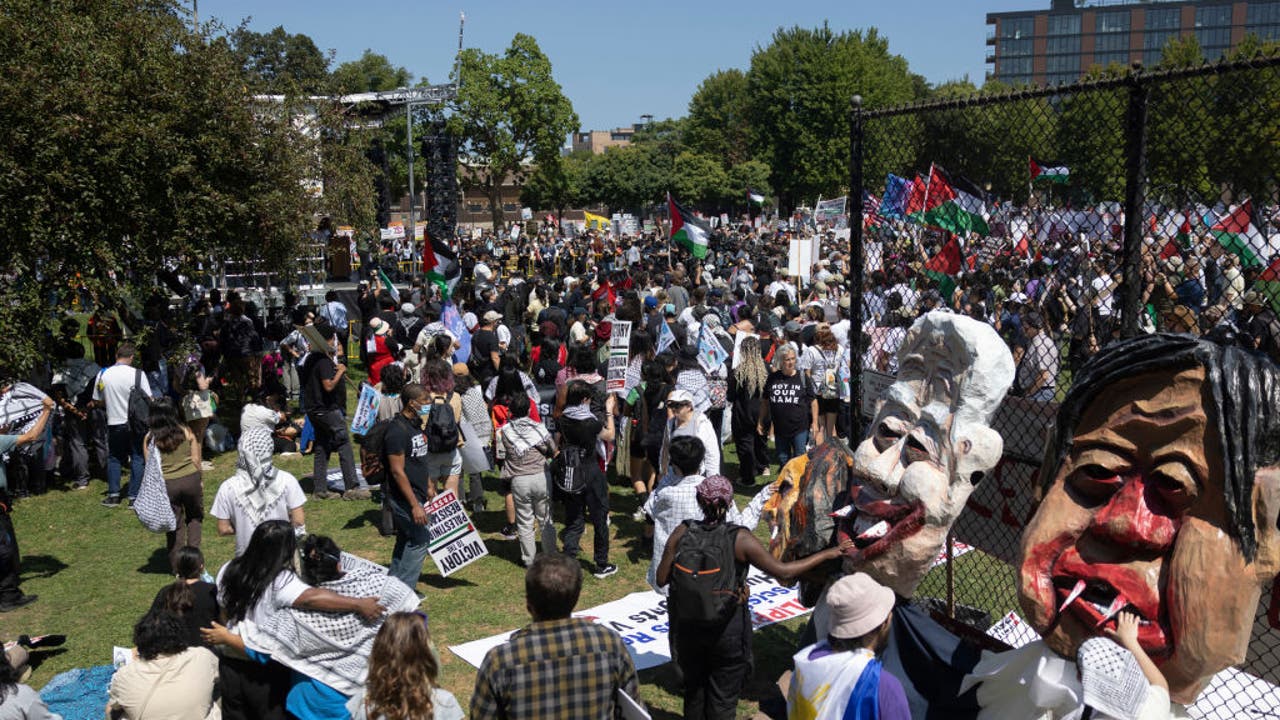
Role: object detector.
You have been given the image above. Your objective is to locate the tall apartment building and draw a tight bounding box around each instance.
[987,0,1280,86]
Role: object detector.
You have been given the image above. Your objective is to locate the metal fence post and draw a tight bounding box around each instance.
[1120,65,1150,339]
[848,95,865,442]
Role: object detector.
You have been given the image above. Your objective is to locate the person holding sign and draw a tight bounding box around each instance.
[383,383,433,593]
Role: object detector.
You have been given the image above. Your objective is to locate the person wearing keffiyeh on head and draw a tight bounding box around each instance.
[210,419,307,556]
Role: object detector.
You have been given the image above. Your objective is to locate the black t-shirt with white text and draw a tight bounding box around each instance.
[764,370,812,437]
[383,415,431,505]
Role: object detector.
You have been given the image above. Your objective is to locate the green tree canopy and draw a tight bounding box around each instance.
[449,33,578,229]
[332,50,412,94]
[746,23,924,210]
[230,25,332,94]
[686,69,753,166]
[0,0,375,372]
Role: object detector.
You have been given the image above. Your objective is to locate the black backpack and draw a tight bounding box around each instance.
[127,369,152,437]
[550,443,590,494]
[424,393,460,453]
[670,521,745,625]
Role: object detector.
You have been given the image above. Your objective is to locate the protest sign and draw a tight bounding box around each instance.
[606,321,632,394]
[350,383,380,436]
[656,317,676,354]
[696,324,728,372]
[425,490,488,576]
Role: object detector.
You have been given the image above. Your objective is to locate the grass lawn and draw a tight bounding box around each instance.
[0,363,1018,718]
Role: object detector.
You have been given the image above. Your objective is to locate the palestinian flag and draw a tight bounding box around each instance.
[1159,213,1194,260]
[668,193,710,259]
[377,267,401,304]
[1212,200,1265,268]
[1254,257,1280,314]
[1030,157,1070,184]
[422,231,461,297]
[923,236,962,299]
[747,188,766,204]
[922,165,991,236]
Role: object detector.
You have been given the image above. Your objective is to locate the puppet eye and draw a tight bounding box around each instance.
[1068,464,1124,506]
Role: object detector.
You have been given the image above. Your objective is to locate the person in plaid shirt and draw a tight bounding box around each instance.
[470,553,641,719]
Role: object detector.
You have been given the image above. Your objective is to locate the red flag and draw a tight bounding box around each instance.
[925,237,962,275]
[592,279,616,308]
[904,174,928,216]
[1159,240,1181,260]
[923,164,956,215]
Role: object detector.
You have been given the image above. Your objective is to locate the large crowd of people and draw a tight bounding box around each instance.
[1,204,1261,718]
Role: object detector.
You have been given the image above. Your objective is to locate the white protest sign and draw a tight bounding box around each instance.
[450,568,815,671]
[349,383,381,436]
[425,490,488,576]
[788,237,816,280]
[606,321,632,395]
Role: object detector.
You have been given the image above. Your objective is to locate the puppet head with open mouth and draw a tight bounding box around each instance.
[1019,333,1280,703]
[838,312,1014,598]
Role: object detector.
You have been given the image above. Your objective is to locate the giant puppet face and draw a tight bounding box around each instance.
[836,312,1015,598]
[1019,335,1280,703]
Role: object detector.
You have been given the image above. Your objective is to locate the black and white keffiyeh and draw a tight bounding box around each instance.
[240,553,418,695]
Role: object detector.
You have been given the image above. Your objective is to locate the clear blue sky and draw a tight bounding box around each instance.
[199,0,1039,131]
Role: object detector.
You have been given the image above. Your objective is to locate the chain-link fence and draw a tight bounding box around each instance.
[850,52,1280,716]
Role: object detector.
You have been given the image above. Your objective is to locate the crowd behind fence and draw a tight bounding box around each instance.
[851,52,1280,715]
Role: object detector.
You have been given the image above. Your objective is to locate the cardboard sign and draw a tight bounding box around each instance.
[606,321,632,394]
[425,490,488,576]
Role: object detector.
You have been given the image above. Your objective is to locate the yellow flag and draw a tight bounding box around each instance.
[584,211,611,231]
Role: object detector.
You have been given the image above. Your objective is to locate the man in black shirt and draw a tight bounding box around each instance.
[301,325,369,501]
[384,383,432,592]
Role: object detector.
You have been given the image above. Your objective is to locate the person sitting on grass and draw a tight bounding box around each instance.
[787,573,910,720]
[149,546,220,649]
[347,612,464,720]
[203,521,386,720]
[108,605,220,720]
[204,532,416,720]
[0,636,61,719]
[210,427,306,557]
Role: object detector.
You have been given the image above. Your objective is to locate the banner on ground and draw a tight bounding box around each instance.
[350,383,381,436]
[425,490,488,576]
[450,568,816,671]
[450,545,971,672]
[606,321,632,394]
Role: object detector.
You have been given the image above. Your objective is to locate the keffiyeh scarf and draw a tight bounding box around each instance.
[226,427,287,529]
[240,553,419,695]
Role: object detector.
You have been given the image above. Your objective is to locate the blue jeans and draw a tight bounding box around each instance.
[107,424,144,499]
[775,430,809,469]
[388,497,430,592]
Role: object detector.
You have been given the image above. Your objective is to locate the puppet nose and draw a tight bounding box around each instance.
[859,441,904,496]
[1089,475,1178,552]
